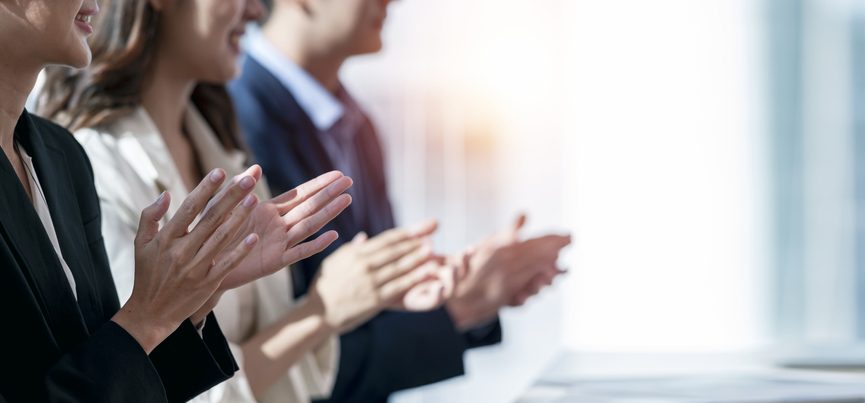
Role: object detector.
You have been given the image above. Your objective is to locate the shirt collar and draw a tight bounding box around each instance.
[244,25,344,131]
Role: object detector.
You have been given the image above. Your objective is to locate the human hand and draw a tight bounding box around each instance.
[390,250,467,312]
[307,221,440,333]
[112,169,260,353]
[218,170,353,291]
[446,214,571,331]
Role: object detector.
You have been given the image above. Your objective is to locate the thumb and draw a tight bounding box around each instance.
[509,213,527,241]
[513,213,527,232]
[135,192,170,247]
[353,232,368,245]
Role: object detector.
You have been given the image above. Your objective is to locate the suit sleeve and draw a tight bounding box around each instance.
[149,316,239,403]
[39,318,237,403]
[325,310,465,402]
[42,321,169,403]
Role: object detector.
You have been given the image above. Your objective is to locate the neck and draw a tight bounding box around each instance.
[0,56,40,154]
[262,14,346,94]
[141,56,194,143]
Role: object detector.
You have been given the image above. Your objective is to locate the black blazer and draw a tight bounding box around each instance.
[230,56,502,403]
[0,111,237,402]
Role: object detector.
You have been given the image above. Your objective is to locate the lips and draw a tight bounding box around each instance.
[74,6,99,35]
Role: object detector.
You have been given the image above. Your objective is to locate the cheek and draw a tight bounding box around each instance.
[42,20,91,67]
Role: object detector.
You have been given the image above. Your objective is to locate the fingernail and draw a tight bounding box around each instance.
[240,176,255,190]
[244,234,258,246]
[154,192,166,205]
[210,169,225,183]
[242,194,257,208]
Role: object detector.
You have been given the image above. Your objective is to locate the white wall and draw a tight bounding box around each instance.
[561,0,771,353]
[341,0,770,402]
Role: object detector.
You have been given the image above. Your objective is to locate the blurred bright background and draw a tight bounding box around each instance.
[340,0,865,402]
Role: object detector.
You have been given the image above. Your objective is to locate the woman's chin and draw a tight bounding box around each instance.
[59,45,93,69]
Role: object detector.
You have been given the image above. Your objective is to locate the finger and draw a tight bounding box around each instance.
[284,193,352,245]
[273,171,346,215]
[281,230,340,267]
[436,264,458,298]
[209,233,260,280]
[404,281,446,311]
[490,213,528,246]
[135,192,170,248]
[201,165,262,217]
[379,264,437,302]
[509,274,546,307]
[518,238,570,259]
[161,169,227,238]
[282,177,353,226]
[362,220,437,253]
[193,193,259,265]
[512,213,527,234]
[367,238,426,269]
[185,174,258,250]
[353,232,368,245]
[456,250,472,280]
[522,234,573,254]
[508,236,571,270]
[511,292,531,307]
[374,244,434,285]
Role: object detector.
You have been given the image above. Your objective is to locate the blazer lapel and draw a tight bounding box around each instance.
[1,112,88,349]
[249,58,358,235]
[29,132,105,328]
[112,108,190,219]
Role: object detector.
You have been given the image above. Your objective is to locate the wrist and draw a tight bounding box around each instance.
[447,296,499,332]
[190,291,224,327]
[445,298,476,332]
[112,303,176,354]
[303,291,337,334]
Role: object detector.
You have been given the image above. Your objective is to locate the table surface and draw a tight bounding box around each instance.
[517,349,865,403]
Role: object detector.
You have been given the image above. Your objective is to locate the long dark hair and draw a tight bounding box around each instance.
[39,0,243,151]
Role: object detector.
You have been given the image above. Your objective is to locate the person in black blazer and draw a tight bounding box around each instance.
[0,110,245,403]
[0,0,348,401]
[229,1,572,401]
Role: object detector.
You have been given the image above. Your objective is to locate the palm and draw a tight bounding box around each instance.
[221,202,289,289]
[219,171,353,290]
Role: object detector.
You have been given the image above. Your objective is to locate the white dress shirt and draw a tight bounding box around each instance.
[17,143,77,300]
[75,106,338,403]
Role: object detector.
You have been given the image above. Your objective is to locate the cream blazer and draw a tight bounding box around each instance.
[75,106,338,403]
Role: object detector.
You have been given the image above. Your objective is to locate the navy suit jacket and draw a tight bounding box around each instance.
[230,56,502,403]
[0,111,237,402]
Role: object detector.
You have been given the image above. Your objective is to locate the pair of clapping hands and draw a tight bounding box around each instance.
[110,166,447,352]
[110,166,571,352]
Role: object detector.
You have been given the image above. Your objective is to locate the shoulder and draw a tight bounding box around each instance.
[73,124,124,166]
[71,122,144,215]
[29,113,91,167]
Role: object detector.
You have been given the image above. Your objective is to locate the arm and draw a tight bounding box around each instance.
[240,297,333,399]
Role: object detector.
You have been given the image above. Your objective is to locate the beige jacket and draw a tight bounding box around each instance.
[75,106,338,403]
